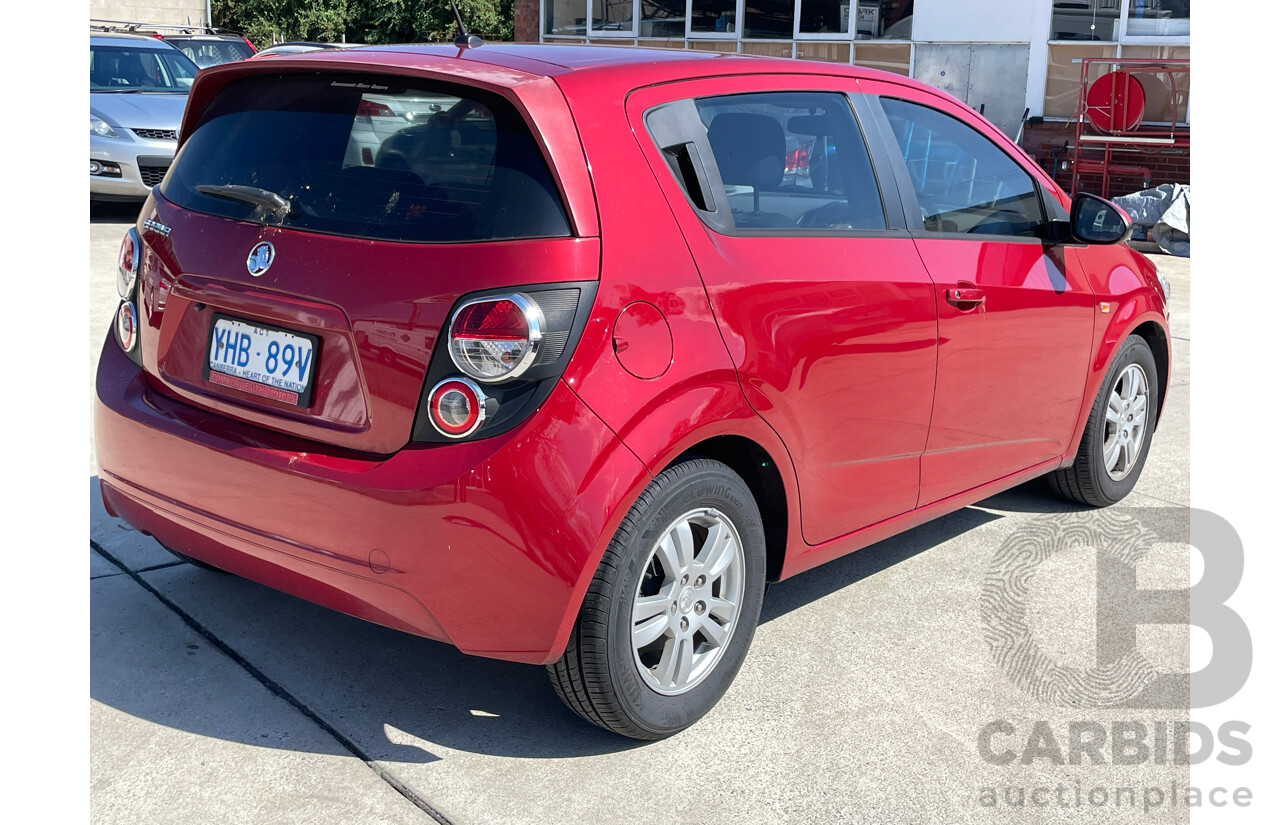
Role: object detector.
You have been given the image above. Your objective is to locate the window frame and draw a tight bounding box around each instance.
[688,0,745,40]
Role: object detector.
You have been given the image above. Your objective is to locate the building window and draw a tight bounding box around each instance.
[691,0,737,34]
[796,41,851,62]
[799,0,850,35]
[641,0,687,37]
[546,0,588,36]
[543,0,912,41]
[1127,0,1190,37]
[853,1,912,40]
[1120,45,1189,122]
[594,0,635,32]
[854,42,910,76]
[1051,0,1121,42]
[744,0,796,39]
[1044,44,1118,118]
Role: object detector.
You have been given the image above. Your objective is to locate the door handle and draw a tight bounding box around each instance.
[946,287,986,308]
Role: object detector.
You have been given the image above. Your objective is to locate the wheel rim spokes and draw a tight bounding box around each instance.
[630,508,746,696]
[1103,363,1150,481]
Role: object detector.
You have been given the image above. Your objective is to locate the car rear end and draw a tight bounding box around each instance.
[94,52,646,663]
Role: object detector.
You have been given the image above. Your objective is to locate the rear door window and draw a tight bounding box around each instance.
[692,92,886,232]
[162,74,571,243]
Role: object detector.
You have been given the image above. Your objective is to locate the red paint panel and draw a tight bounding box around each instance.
[698,235,937,544]
[96,336,649,663]
[915,239,1095,505]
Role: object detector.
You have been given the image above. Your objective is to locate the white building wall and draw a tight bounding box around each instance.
[912,0,1040,42]
[90,0,210,28]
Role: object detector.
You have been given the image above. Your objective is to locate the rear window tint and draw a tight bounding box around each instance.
[162,74,572,243]
[168,38,255,68]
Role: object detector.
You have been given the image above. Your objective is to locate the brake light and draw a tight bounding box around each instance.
[448,294,544,383]
[357,100,395,118]
[427,378,488,438]
[241,36,257,54]
[117,228,140,299]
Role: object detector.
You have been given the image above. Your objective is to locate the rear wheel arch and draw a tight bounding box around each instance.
[670,435,789,583]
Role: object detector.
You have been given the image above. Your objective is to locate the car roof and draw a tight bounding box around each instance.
[162,33,246,41]
[237,42,931,91]
[91,32,182,50]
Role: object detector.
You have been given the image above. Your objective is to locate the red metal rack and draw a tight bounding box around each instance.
[1068,57,1190,198]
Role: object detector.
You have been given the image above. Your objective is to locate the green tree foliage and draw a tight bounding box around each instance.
[213,0,513,49]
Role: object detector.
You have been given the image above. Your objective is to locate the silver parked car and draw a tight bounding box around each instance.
[90,33,198,201]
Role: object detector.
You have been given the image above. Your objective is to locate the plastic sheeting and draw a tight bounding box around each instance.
[1112,184,1190,258]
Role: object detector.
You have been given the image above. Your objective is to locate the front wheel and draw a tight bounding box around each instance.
[1049,334,1160,506]
[548,459,767,739]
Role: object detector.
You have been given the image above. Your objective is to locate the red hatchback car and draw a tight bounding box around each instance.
[95,44,1170,739]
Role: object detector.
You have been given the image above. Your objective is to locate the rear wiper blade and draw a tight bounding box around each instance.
[195,184,294,223]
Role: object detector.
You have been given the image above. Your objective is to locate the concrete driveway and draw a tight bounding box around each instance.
[90,200,1192,824]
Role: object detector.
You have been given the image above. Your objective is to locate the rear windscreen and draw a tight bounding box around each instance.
[168,38,255,68]
[161,74,572,243]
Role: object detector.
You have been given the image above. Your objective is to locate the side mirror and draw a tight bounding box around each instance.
[1071,193,1132,245]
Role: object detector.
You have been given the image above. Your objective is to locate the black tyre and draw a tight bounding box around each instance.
[548,458,767,739]
[1049,335,1159,506]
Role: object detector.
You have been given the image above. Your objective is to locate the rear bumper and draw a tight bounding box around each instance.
[94,334,648,664]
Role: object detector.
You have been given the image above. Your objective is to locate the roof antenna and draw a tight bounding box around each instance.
[450,0,483,48]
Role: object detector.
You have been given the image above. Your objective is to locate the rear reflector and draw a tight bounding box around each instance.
[428,378,487,438]
[117,302,138,352]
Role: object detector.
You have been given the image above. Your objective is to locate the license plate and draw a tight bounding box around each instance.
[206,315,318,407]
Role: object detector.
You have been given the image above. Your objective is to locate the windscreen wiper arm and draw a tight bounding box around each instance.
[195,184,294,223]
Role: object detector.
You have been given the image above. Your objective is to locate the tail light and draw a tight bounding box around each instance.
[785,146,809,174]
[448,294,543,383]
[117,228,140,299]
[114,227,145,364]
[357,100,396,118]
[241,36,257,54]
[411,282,598,443]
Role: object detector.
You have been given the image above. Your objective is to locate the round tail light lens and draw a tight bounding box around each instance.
[448,294,543,383]
[428,378,487,438]
[117,227,140,299]
[117,301,138,352]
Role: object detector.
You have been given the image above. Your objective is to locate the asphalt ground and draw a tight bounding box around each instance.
[90,200,1193,824]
